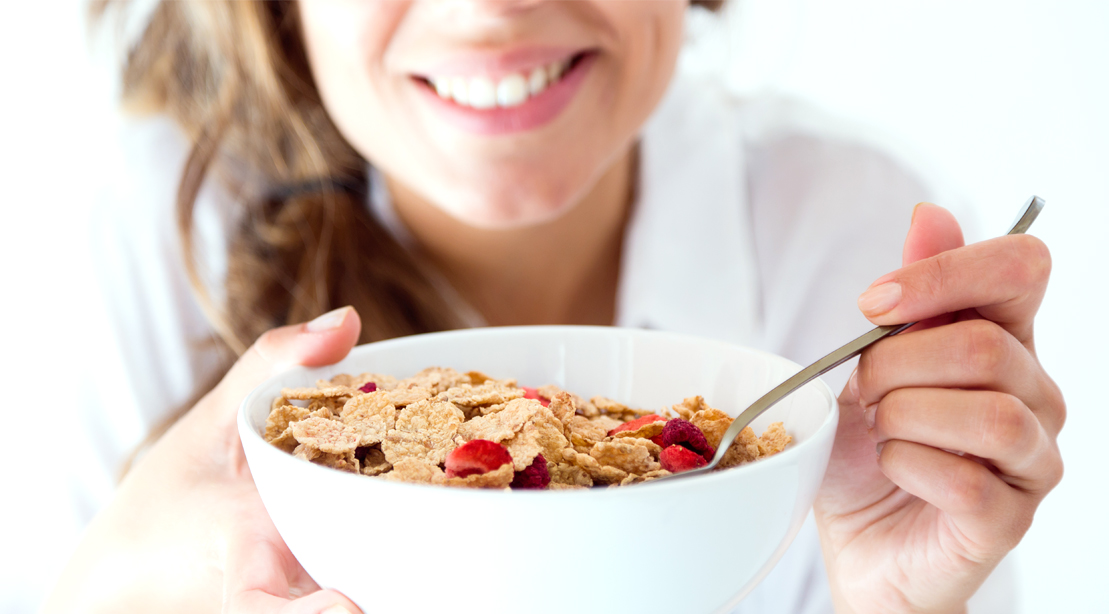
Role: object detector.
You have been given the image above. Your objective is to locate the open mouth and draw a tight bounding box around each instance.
[412,50,595,110]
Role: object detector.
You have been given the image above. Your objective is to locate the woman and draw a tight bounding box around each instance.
[42,1,1063,613]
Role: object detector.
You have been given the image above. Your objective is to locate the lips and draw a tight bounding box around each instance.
[421,54,577,109]
[409,50,597,135]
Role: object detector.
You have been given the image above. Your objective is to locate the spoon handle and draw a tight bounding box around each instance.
[665,196,1045,481]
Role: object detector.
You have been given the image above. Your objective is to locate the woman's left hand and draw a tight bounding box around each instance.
[813,203,1065,614]
[43,308,366,614]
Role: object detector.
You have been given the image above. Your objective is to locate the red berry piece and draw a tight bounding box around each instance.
[522,387,550,407]
[358,381,377,393]
[510,454,550,489]
[660,419,711,457]
[607,413,668,437]
[660,445,708,473]
[445,439,512,479]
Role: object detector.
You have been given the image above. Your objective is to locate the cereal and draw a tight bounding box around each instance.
[382,458,445,484]
[281,386,358,401]
[339,391,396,446]
[689,403,733,450]
[264,367,791,489]
[717,426,762,469]
[563,416,608,454]
[546,392,576,429]
[758,422,792,456]
[385,386,434,408]
[589,441,660,475]
[290,416,359,455]
[398,367,471,395]
[570,451,629,485]
[294,444,358,473]
[620,469,672,486]
[609,414,667,440]
[439,382,525,412]
[444,463,514,489]
[359,447,392,476]
[382,399,464,466]
[547,461,594,488]
[264,405,311,442]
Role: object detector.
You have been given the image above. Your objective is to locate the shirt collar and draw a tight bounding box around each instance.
[615,74,762,347]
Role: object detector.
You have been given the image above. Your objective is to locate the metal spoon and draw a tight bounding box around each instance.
[652,195,1045,483]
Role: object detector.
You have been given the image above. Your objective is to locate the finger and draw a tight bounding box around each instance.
[209,307,362,410]
[856,319,1064,435]
[877,439,1034,556]
[869,388,1063,496]
[858,234,1051,347]
[225,522,362,614]
[902,202,965,267]
[228,589,361,614]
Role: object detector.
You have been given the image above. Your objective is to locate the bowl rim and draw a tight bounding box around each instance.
[238,325,840,498]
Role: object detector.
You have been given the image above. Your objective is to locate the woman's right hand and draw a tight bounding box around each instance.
[42,307,366,614]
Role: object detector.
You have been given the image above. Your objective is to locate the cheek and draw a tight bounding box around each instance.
[607,1,687,122]
[298,1,412,157]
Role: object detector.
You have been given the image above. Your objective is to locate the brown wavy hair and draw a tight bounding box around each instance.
[97,0,722,461]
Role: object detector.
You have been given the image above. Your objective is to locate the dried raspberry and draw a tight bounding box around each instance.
[521,387,550,407]
[660,419,712,457]
[700,444,717,462]
[660,445,708,473]
[607,414,668,437]
[510,454,550,489]
[445,439,512,478]
[359,381,378,393]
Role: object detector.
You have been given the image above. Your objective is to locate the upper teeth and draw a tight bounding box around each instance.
[429,58,571,109]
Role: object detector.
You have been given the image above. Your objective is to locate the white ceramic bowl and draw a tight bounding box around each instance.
[239,326,837,614]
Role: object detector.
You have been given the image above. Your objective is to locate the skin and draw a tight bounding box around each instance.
[43,2,1064,613]
[297,0,684,325]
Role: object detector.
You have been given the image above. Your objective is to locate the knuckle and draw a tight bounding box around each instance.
[908,255,950,304]
[1044,380,1068,432]
[960,320,1012,376]
[875,390,911,435]
[949,461,994,513]
[1044,451,1065,491]
[980,393,1034,453]
[1010,234,1052,288]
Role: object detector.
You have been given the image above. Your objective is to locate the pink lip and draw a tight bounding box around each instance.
[413,52,596,136]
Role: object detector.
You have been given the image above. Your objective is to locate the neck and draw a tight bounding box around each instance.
[384,148,635,327]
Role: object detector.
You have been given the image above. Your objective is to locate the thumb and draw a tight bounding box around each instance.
[901,202,965,266]
[212,306,362,408]
[857,203,967,326]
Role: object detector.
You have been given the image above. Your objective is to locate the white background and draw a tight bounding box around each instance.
[1,1,1105,612]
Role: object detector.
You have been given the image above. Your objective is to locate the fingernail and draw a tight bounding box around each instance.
[875,442,885,458]
[306,306,350,333]
[847,368,859,399]
[319,606,354,614]
[858,282,902,316]
[862,402,876,429]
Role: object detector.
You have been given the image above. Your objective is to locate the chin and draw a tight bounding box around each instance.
[449,197,574,230]
[430,179,583,230]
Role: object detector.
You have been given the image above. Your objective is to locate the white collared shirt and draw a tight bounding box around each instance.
[6,70,1013,613]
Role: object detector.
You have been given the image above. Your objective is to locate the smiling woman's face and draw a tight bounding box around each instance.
[298,0,687,228]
